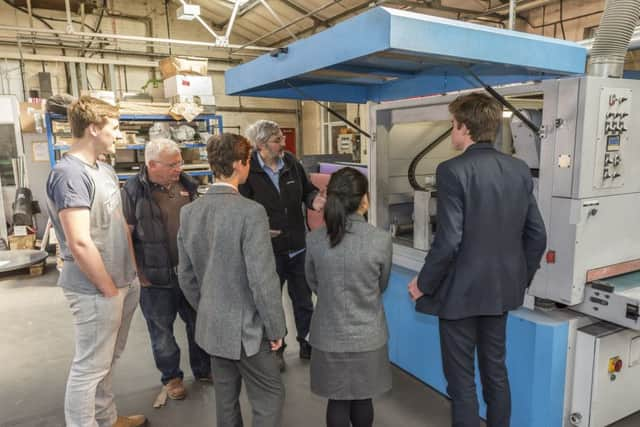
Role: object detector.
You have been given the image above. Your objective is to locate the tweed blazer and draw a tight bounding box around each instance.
[305,214,392,353]
[177,185,286,360]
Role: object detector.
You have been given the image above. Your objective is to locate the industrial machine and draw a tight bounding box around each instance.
[531,78,640,328]
[372,76,640,329]
[0,95,28,242]
[368,77,640,427]
[225,4,640,426]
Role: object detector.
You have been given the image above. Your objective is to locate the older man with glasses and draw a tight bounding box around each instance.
[121,138,212,401]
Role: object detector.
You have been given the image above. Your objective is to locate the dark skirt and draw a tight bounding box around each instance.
[310,344,392,400]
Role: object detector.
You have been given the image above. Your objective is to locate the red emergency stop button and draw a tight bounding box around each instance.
[546,250,556,264]
[615,359,623,372]
[608,356,623,373]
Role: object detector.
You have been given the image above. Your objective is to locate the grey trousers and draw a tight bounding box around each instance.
[439,313,510,427]
[63,279,140,427]
[210,341,285,427]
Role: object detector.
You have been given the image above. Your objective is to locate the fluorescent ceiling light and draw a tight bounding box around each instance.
[223,0,252,6]
[177,4,201,21]
[220,0,253,10]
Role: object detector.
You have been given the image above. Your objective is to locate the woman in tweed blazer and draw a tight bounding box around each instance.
[305,167,392,427]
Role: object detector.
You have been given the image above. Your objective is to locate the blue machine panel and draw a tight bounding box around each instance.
[226,7,587,103]
[384,266,569,427]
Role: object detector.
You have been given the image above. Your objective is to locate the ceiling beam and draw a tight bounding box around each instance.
[188,2,273,43]
[267,0,494,47]
[0,50,235,69]
[218,0,263,26]
[268,0,372,47]
[232,0,344,52]
[279,0,330,28]
[395,0,487,15]
[465,0,558,19]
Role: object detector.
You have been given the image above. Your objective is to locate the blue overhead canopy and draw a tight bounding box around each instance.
[225,7,587,103]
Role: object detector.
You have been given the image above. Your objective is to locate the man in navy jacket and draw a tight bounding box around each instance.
[408,93,547,427]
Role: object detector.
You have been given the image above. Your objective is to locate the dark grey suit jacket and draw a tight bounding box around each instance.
[306,214,392,352]
[416,143,547,320]
[177,185,286,360]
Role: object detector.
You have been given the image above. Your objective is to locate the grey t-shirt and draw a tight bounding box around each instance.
[46,154,137,294]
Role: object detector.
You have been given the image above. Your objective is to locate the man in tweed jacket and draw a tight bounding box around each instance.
[178,133,286,427]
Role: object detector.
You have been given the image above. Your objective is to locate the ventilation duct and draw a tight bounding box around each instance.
[587,0,640,78]
[13,0,99,14]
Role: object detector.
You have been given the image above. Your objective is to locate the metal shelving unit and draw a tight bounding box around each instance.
[45,112,222,180]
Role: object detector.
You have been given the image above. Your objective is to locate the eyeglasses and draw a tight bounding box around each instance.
[155,160,184,169]
[268,135,285,144]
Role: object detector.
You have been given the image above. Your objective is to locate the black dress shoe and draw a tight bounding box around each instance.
[299,340,312,360]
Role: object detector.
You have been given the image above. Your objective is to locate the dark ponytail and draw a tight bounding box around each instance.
[324,167,369,247]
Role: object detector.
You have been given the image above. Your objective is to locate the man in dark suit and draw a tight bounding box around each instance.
[408,92,547,427]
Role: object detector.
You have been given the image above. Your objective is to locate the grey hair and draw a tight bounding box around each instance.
[145,138,180,166]
[245,120,280,147]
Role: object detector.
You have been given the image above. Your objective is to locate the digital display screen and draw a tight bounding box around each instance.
[607,134,621,152]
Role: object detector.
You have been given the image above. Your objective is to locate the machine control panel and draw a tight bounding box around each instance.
[594,88,632,189]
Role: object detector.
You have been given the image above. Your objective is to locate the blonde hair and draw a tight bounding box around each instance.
[68,96,119,138]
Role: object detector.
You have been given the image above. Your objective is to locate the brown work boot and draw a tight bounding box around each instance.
[166,377,187,400]
[112,414,147,427]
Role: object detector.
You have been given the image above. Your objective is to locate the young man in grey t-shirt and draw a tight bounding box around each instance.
[46,97,146,427]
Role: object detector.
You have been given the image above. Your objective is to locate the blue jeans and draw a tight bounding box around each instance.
[139,284,211,384]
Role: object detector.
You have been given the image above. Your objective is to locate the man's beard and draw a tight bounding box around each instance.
[270,148,284,158]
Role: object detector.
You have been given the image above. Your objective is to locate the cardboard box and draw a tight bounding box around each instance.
[81,90,116,106]
[119,102,171,116]
[19,101,45,133]
[52,121,71,134]
[159,56,208,79]
[181,148,206,162]
[142,85,167,102]
[29,261,45,276]
[13,225,28,236]
[9,234,36,250]
[171,95,216,105]
[163,75,213,98]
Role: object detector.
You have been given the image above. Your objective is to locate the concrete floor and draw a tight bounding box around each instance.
[0,259,639,427]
